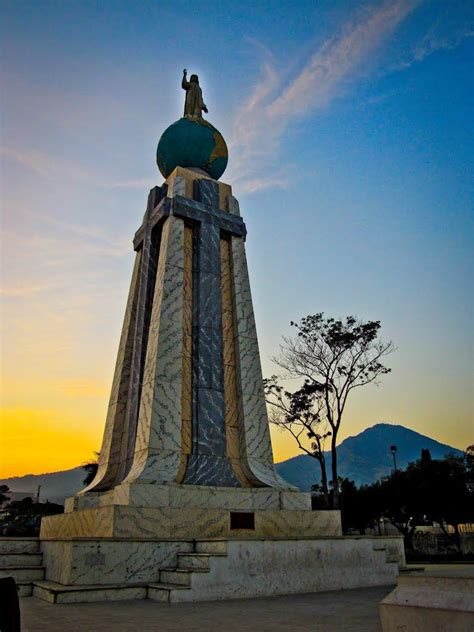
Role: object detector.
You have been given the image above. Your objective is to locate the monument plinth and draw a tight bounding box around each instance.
[36,72,403,603]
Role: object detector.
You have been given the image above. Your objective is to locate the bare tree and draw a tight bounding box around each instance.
[270,314,395,509]
[265,377,332,506]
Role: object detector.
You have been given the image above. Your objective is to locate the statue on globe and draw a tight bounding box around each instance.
[182,69,208,118]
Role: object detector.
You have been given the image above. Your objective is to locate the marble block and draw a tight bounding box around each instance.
[64,484,312,512]
[380,567,474,632]
[165,166,232,212]
[41,505,341,540]
[166,537,400,603]
[41,539,193,585]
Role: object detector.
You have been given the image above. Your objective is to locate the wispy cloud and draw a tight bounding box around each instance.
[101,178,154,190]
[392,20,474,71]
[228,0,421,191]
[1,146,99,185]
[1,148,52,178]
[0,284,57,298]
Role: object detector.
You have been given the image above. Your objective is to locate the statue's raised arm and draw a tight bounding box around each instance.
[182,69,208,118]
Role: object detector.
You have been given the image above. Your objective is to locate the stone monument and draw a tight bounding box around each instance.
[35,72,405,603]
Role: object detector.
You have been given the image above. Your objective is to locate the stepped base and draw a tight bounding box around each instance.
[33,580,148,604]
[0,537,44,598]
[33,536,405,603]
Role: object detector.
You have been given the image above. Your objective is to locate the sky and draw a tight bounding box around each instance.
[1,0,473,478]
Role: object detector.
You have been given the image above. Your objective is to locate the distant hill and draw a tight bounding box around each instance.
[0,424,464,501]
[275,423,464,490]
[0,467,85,504]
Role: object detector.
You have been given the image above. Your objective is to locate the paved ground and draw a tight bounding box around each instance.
[21,585,394,631]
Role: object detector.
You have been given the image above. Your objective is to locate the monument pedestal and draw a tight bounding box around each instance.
[42,484,341,540]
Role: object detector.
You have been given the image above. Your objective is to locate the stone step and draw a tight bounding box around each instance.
[0,553,43,568]
[147,582,190,603]
[33,580,148,604]
[160,567,209,586]
[0,538,40,554]
[398,573,474,592]
[0,566,45,582]
[195,540,227,555]
[16,581,33,597]
[177,553,211,570]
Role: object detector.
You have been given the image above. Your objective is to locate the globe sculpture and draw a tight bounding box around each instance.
[156,117,228,180]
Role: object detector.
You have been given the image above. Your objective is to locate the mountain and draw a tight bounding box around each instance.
[0,467,85,504]
[275,423,464,490]
[0,424,464,501]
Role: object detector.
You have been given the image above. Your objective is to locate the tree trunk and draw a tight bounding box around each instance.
[330,435,340,509]
[319,458,330,508]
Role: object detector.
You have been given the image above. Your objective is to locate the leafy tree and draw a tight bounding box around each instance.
[269,313,394,508]
[0,485,10,507]
[337,478,384,535]
[409,451,473,545]
[82,452,100,485]
[1,497,63,537]
[335,449,474,550]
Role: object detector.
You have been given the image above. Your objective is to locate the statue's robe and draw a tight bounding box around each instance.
[182,78,206,117]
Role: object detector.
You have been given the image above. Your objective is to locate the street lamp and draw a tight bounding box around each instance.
[390,445,397,472]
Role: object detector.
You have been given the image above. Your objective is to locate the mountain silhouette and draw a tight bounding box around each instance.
[275,423,463,490]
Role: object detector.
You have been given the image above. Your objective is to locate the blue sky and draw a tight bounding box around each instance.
[1,0,473,475]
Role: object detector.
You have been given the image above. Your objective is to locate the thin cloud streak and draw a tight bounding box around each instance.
[229,0,421,191]
[1,148,51,178]
[0,284,57,297]
[102,178,154,190]
[391,22,474,71]
[1,146,100,186]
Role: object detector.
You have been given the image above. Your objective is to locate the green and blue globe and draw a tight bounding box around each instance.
[156,117,228,180]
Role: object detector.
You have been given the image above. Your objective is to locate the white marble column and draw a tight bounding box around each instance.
[230,236,295,490]
[124,215,185,484]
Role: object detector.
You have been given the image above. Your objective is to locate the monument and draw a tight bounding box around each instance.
[34,72,405,603]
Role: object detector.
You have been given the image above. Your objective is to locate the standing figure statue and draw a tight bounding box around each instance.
[182,69,208,118]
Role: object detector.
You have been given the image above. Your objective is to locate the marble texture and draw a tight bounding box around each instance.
[33,581,148,604]
[0,538,39,554]
[227,195,240,215]
[167,175,186,198]
[165,166,232,211]
[40,507,115,539]
[182,205,239,486]
[34,535,404,604]
[41,540,193,586]
[380,569,474,632]
[81,251,142,493]
[220,237,252,486]
[178,225,193,480]
[125,215,185,485]
[41,505,340,540]
[66,484,312,513]
[77,176,293,502]
[117,188,164,483]
[194,178,219,209]
[82,185,168,493]
[165,538,399,603]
